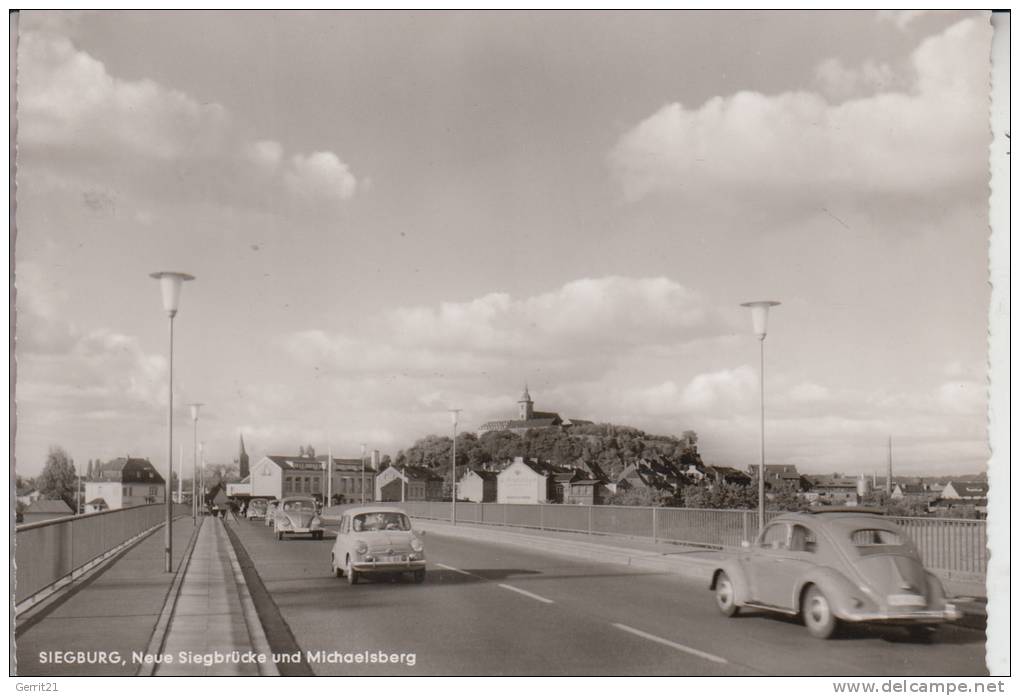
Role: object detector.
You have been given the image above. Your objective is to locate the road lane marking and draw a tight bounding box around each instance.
[611,623,728,665]
[435,562,486,579]
[497,583,555,604]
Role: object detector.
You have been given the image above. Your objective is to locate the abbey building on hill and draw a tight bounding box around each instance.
[477,386,593,434]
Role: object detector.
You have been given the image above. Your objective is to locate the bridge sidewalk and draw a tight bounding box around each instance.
[14,516,199,676]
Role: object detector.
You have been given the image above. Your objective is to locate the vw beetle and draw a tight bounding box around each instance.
[273,496,324,540]
[710,510,961,639]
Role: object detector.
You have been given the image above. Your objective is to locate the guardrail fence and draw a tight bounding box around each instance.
[389,501,987,578]
[15,503,190,607]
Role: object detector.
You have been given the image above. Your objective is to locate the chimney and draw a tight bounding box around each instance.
[371,450,380,470]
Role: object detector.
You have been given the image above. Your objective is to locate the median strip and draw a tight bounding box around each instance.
[611,622,728,665]
[497,583,555,604]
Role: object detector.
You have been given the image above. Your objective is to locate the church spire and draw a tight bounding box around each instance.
[518,382,534,420]
[238,432,250,479]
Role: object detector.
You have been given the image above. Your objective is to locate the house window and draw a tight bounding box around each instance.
[312,478,321,493]
[150,487,158,497]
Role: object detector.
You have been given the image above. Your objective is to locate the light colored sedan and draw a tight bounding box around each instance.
[273,496,324,540]
[331,507,426,585]
[246,499,268,520]
[710,511,962,639]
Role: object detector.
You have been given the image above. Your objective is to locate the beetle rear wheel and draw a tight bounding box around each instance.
[332,554,343,578]
[413,569,426,584]
[714,572,739,617]
[802,586,838,639]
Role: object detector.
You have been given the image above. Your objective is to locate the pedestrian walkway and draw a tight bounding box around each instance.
[15,516,198,676]
[155,517,261,675]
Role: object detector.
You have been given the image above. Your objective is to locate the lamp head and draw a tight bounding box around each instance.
[150,271,195,317]
[740,300,780,340]
[190,403,203,421]
[449,409,461,427]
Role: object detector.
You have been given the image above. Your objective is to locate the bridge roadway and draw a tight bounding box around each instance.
[227,516,987,676]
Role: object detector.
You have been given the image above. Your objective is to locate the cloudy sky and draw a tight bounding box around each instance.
[14,10,993,478]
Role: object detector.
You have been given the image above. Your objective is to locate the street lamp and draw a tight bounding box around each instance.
[190,403,203,524]
[151,271,195,573]
[449,409,461,525]
[741,300,780,535]
[360,443,367,504]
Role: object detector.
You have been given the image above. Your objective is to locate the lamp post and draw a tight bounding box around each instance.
[151,271,195,573]
[189,403,203,524]
[449,409,461,524]
[741,300,780,534]
[360,443,367,504]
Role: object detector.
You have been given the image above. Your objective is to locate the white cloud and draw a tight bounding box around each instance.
[609,17,991,206]
[17,31,359,206]
[937,380,986,415]
[388,276,724,356]
[284,151,358,202]
[877,10,930,30]
[679,366,757,412]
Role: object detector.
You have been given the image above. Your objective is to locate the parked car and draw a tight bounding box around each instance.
[273,496,324,540]
[709,510,962,639]
[246,498,269,521]
[264,500,279,527]
[331,507,426,585]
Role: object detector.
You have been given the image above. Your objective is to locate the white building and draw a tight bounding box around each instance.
[496,457,554,504]
[249,454,377,502]
[459,469,497,503]
[84,457,166,510]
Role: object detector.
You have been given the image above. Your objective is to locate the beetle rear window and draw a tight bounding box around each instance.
[850,528,904,552]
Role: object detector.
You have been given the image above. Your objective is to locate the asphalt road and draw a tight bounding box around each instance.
[227,516,988,676]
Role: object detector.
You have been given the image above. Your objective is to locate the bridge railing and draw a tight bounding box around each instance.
[389,501,987,578]
[14,503,190,608]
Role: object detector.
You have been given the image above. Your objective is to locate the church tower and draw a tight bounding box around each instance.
[238,433,250,479]
[518,384,534,421]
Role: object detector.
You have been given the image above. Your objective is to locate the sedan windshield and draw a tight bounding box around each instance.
[352,512,411,532]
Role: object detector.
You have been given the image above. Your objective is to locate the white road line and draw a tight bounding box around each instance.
[435,562,478,577]
[611,623,728,665]
[497,583,555,604]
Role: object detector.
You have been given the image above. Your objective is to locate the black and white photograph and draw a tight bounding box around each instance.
[9,9,1009,683]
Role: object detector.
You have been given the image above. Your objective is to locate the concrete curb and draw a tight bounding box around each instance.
[220,515,279,677]
[415,520,719,584]
[137,517,204,676]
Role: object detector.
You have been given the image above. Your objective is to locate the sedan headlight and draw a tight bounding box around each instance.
[355,541,368,555]
[410,537,424,552]
[277,517,290,528]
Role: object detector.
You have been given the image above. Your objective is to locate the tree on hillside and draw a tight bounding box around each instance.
[683,483,758,510]
[38,446,78,509]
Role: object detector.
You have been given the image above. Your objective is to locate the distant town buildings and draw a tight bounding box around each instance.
[478,386,593,434]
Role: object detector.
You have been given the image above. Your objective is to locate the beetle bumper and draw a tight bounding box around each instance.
[839,604,963,624]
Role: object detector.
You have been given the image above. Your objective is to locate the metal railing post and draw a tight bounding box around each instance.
[743,510,749,544]
[587,505,593,536]
[652,507,658,543]
[540,504,545,531]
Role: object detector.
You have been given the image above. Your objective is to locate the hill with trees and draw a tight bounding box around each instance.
[391,424,703,487]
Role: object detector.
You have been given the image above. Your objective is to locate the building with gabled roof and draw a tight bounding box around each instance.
[459,468,498,503]
[376,465,444,502]
[249,453,378,502]
[23,498,74,523]
[478,386,591,434]
[84,457,165,510]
